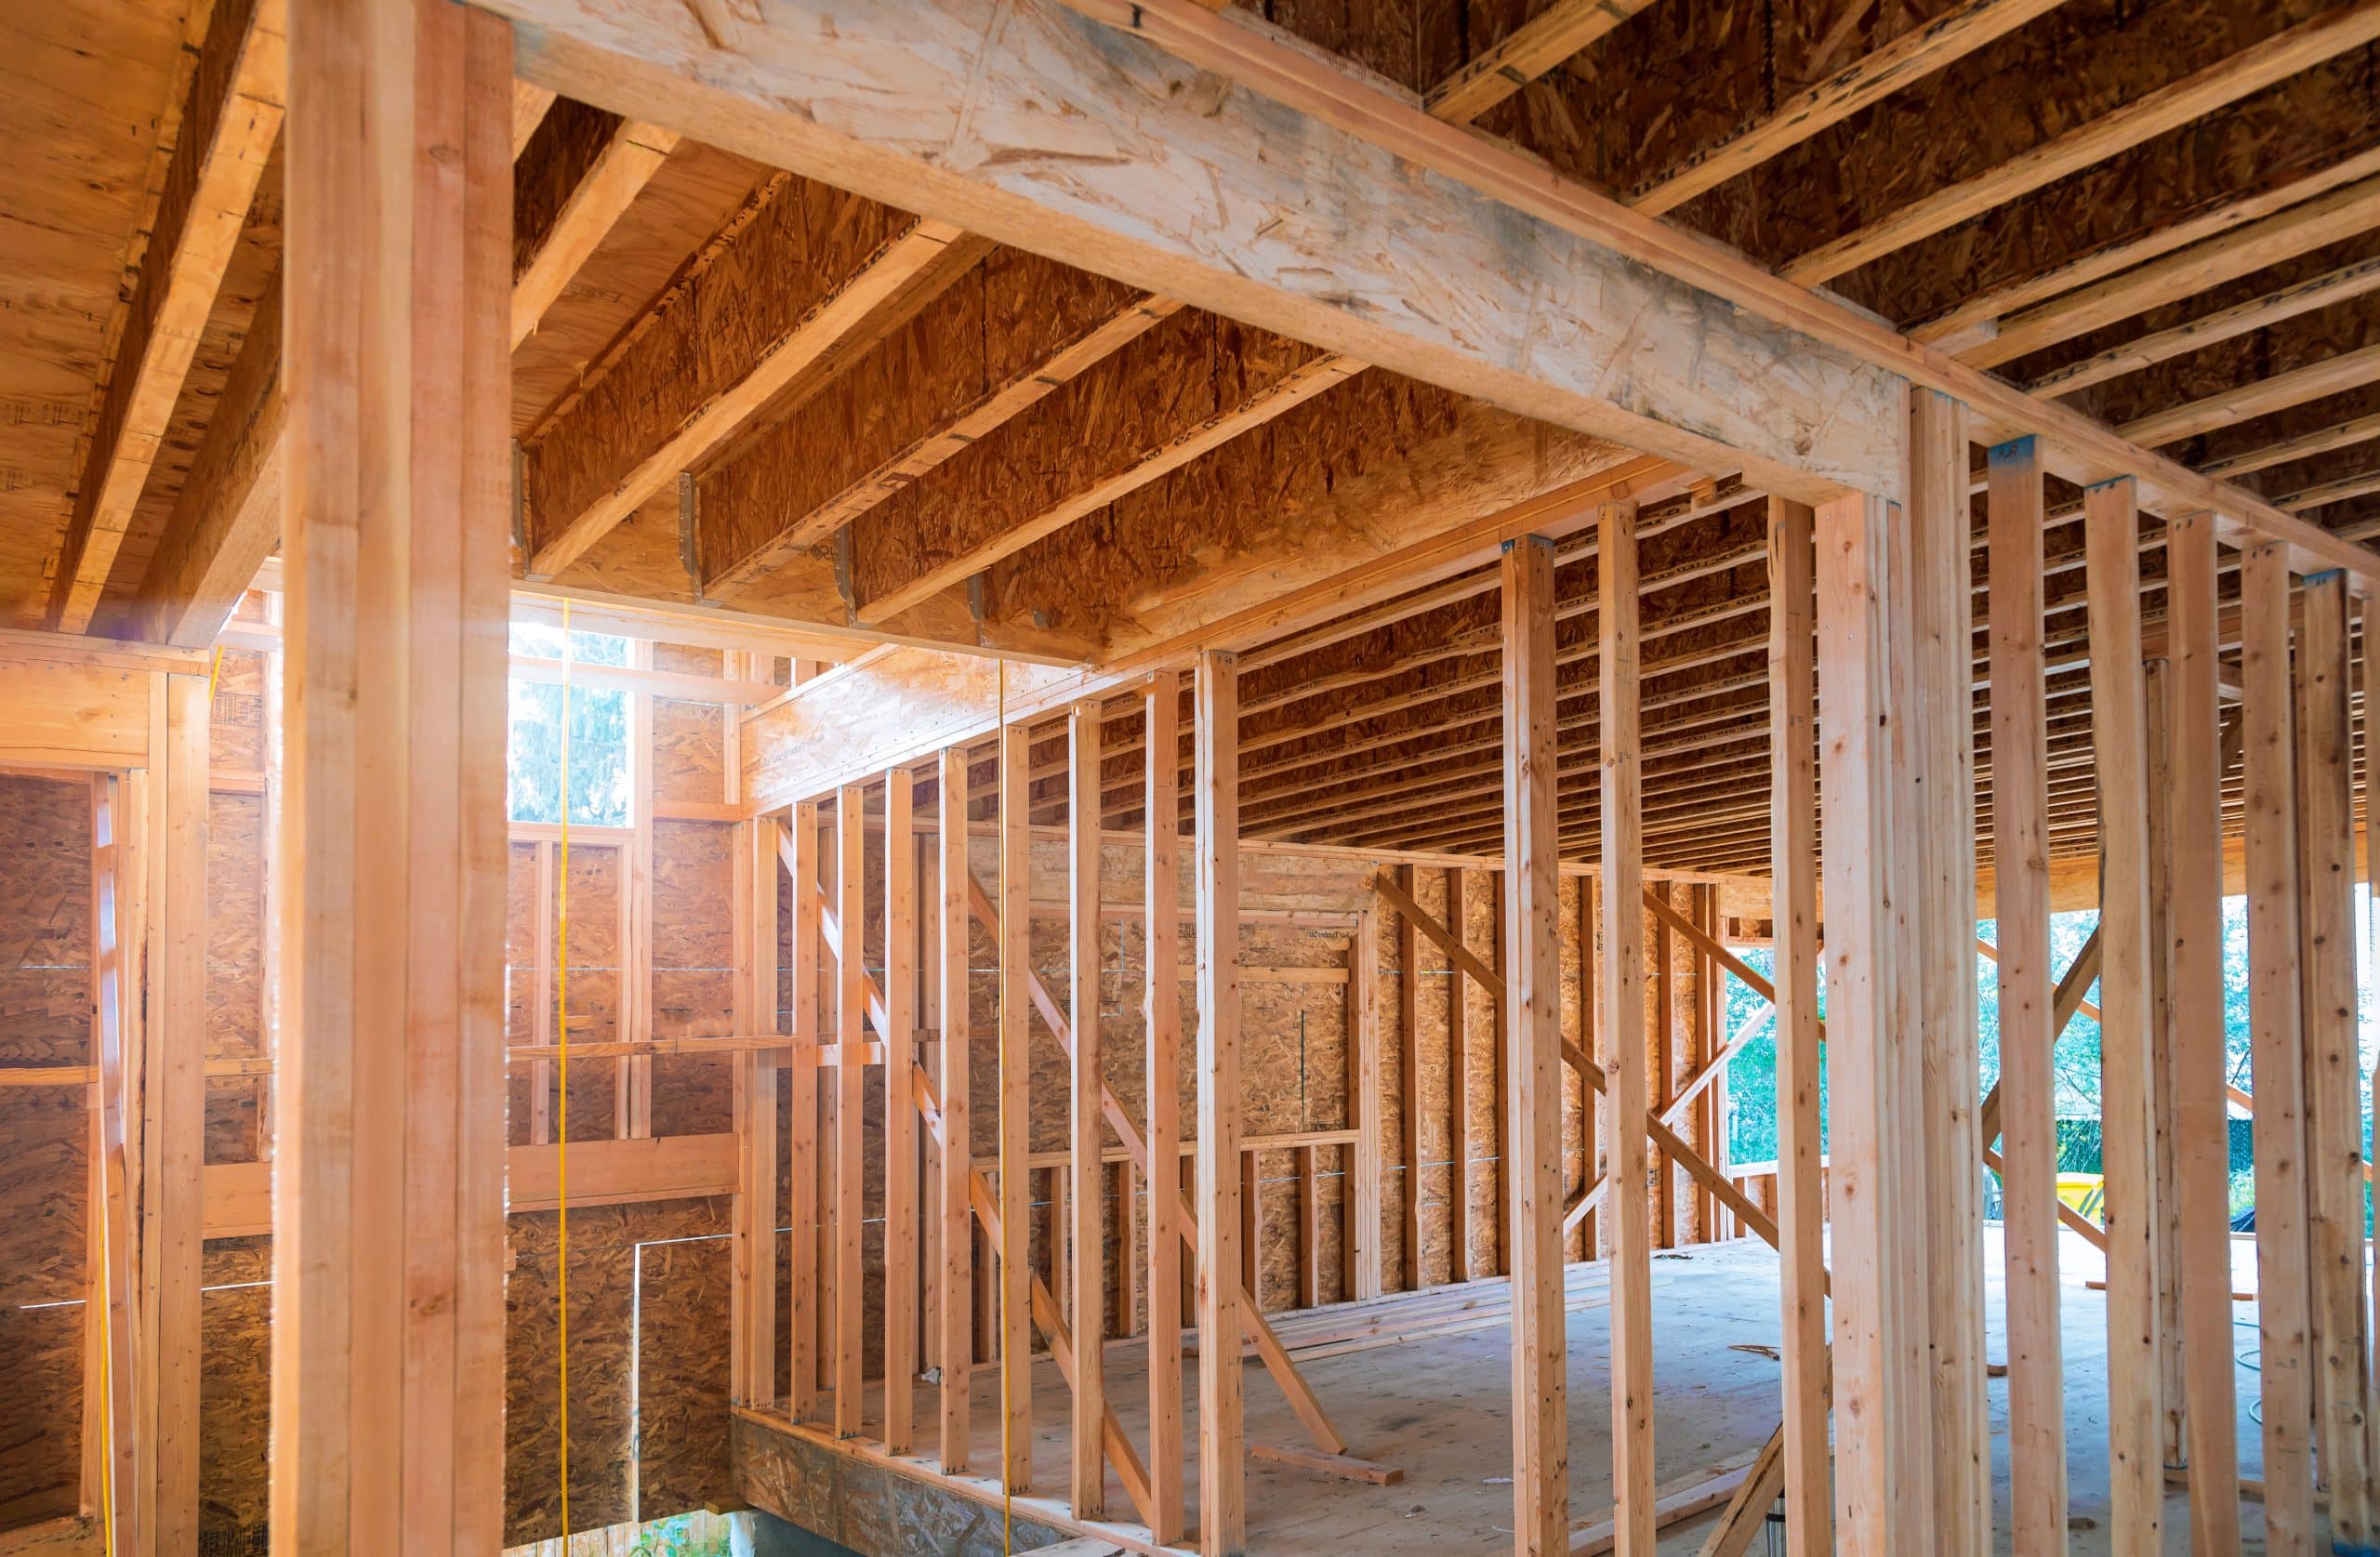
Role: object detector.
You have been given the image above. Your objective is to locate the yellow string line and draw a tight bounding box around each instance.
[996,658,1012,1557]
[556,605,574,1541]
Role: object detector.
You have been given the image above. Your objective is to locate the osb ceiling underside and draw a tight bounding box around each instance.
[10,0,2380,871]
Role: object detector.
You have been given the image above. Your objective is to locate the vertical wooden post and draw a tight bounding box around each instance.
[1397,865,1422,1290]
[1911,394,1986,1553]
[1598,497,1656,1556]
[2163,512,2242,1549]
[1448,868,1472,1283]
[1650,889,1673,1250]
[733,812,781,1411]
[1144,672,1186,1543]
[998,722,1034,1490]
[1986,436,2069,1556]
[2364,600,2380,1501]
[1067,700,1107,1515]
[1195,648,1246,1557]
[2243,539,2318,1552]
[274,0,510,1542]
[1816,486,1933,1554]
[788,806,823,1420]
[834,785,867,1437]
[2084,477,2162,1555]
[1352,907,1382,1300]
[2144,661,2188,1471]
[937,748,972,1471]
[2297,570,2372,1540]
[1240,1154,1261,1302]
[1295,1144,1322,1309]
[625,653,655,1137]
[1503,534,1567,1557]
[883,768,919,1454]
[1582,875,1600,1262]
[1765,495,1831,1554]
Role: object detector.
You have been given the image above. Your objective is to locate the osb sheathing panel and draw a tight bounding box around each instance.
[208,648,267,772]
[634,1232,735,1521]
[506,1198,732,1545]
[653,696,725,804]
[549,843,623,1141]
[508,839,542,1145]
[0,1086,88,1521]
[514,101,626,275]
[206,791,266,1165]
[0,774,90,1070]
[653,819,735,1137]
[199,1238,272,1534]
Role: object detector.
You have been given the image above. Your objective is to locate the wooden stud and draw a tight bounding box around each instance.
[1144,671,1186,1543]
[2365,600,2380,1510]
[1987,436,2069,1556]
[1398,864,1423,1290]
[1912,393,1986,1552]
[1067,701,1107,1516]
[1598,498,1657,1556]
[1351,907,1382,1301]
[998,721,1034,1490]
[2144,660,2188,1471]
[834,785,867,1436]
[2162,512,2243,1550]
[1117,1158,1139,1338]
[1504,534,1567,1557]
[2085,478,2162,1555]
[2296,571,2373,1540]
[1765,495,1831,1555]
[1448,867,1472,1283]
[271,0,510,1545]
[1241,1153,1261,1304]
[937,748,972,1471]
[2243,538,2318,1552]
[1580,875,1599,1262]
[732,812,781,1412]
[1816,487,1932,1554]
[883,767,919,1454]
[1195,648,1247,1557]
[1651,889,1674,1249]
[1295,1144,1322,1310]
[787,809,823,1419]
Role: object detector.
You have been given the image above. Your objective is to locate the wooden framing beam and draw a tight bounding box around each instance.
[271,1,510,1545]
[510,109,680,347]
[1779,3,2380,287]
[882,768,919,1454]
[787,805,824,1419]
[87,772,141,1550]
[1397,864,1423,1289]
[2084,477,2162,1556]
[1143,671,1186,1544]
[2294,570,2373,1545]
[2242,536,2318,1549]
[833,784,866,1436]
[1765,495,1831,1554]
[48,0,287,632]
[1448,867,1472,1284]
[1814,486,1933,1553]
[1067,701,1107,1516]
[998,722,1035,1489]
[521,177,981,578]
[127,270,285,647]
[1597,499,1656,1556]
[1502,534,1566,1557]
[2029,253,2380,399]
[1987,437,2067,1554]
[1422,0,1659,125]
[731,810,781,1411]
[1350,906,1382,1302]
[1194,648,1246,1557]
[935,748,972,1471]
[2120,339,2380,449]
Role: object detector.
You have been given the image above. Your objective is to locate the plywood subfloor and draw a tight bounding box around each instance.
[752,1228,2292,1554]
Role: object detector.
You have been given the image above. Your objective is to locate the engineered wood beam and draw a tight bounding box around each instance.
[47,0,287,632]
[1423,0,1659,125]
[510,105,680,347]
[495,0,1904,504]
[1814,487,1934,1553]
[2241,537,2318,1550]
[520,172,982,577]
[1764,495,1831,1555]
[1194,648,1246,1557]
[1986,438,2069,1557]
[1597,499,1656,1557]
[2202,409,2380,481]
[127,270,284,648]
[2293,570,2373,1545]
[936,748,972,1472]
[2028,253,2380,399]
[1142,673,1186,1544]
[1779,2,2380,288]
[1066,701,1107,1517]
[1958,168,2380,370]
[1502,534,1567,1557]
[998,723,1035,1490]
[1626,0,2069,216]
[512,79,557,153]
[272,1,509,1546]
[2083,478,2162,1557]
